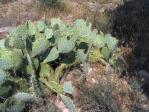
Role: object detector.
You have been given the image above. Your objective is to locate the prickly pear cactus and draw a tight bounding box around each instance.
[0,49,23,70]
[8,25,29,49]
[0,18,120,112]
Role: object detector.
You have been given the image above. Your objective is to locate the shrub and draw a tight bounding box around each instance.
[77,73,149,112]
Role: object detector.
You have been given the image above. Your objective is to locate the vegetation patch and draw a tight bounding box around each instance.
[0,18,120,111]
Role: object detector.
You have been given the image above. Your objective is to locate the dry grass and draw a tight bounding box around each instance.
[33,0,124,33]
[78,68,149,112]
[62,63,149,112]
[0,0,123,30]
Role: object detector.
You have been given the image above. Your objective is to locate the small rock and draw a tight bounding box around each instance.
[138,70,149,85]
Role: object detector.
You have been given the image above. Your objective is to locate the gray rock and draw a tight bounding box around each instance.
[138,70,149,85]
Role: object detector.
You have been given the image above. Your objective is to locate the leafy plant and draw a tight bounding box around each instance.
[0,18,119,111]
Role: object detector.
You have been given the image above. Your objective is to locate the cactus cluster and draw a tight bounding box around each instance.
[0,18,119,112]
